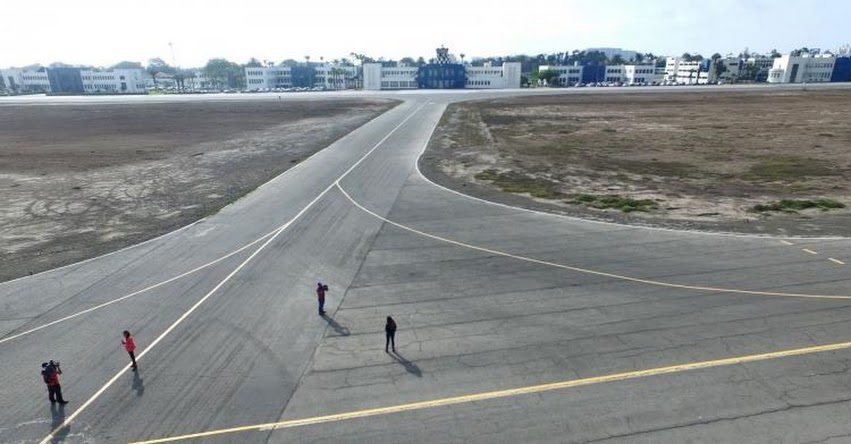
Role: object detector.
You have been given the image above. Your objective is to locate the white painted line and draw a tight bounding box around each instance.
[39,101,428,444]
[336,183,851,301]
[0,101,413,345]
[829,258,846,265]
[802,249,819,255]
[0,229,278,346]
[780,240,794,246]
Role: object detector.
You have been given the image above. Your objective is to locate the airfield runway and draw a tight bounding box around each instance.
[2,87,851,444]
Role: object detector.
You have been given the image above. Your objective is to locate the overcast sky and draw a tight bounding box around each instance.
[2,0,849,68]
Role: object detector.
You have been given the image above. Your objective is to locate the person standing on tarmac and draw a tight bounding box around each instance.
[41,361,68,404]
[317,282,329,316]
[385,316,397,353]
[122,330,138,370]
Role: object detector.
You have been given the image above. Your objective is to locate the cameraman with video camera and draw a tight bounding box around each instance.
[317,282,329,316]
[41,360,68,405]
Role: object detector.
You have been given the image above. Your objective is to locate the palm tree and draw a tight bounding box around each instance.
[460,53,466,64]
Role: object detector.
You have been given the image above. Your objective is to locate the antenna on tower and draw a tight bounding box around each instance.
[168,42,178,67]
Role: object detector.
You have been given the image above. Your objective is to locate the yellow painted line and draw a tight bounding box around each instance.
[128,338,851,444]
[802,248,819,255]
[780,240,794,246]
[336,184,851,301]
[829,258,846,265]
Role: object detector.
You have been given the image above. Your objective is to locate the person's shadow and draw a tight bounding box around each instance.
[321,314,350,336]
[390,351,422,377]
[49,403,69,442]
[132,370,145,397]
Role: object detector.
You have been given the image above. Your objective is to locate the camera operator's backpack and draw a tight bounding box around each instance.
[41,364,54,384]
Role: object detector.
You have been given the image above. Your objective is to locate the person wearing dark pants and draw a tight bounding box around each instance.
[385,316,397,353]
[316,282,329,316]
[41,361,68,404]
[122,330,138,370]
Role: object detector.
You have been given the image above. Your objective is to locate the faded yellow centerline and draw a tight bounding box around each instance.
[128,338,851,444]
[829,258,846,265]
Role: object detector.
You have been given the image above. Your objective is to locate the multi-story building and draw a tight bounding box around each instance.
[361,61,521,90]
[81,69,147,93]
[665,57,716,84]
[537,64,584,86]
[768,54,836,83]
[623,65,658,85]
[1,67,146,93]
[540,63,657,86]
[465,63,521,89]
[245,64,358,90]
[1,68,51,92]
[362,64,419,90]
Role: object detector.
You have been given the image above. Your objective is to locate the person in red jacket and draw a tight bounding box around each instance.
[41,361,67,404]
[122,330,138,370]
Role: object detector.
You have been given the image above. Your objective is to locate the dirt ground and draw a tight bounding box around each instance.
[420,89,851,236]
[0,98,397,282]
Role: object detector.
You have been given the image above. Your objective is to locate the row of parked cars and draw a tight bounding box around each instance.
[245,86,329,93]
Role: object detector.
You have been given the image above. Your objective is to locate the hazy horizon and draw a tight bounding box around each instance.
[2,0,849,68]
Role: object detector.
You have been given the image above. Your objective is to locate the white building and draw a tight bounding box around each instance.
[363,64,418,90]
[603,65,624,83]
[622,65,658,85]
[362,62,521,90]
[1,68,51,92]
[537,65,583,86]
[538,63,657,86]
[665,57,716,84]
[81,69,146,93]
[768,54,836,83]
[1,67,147,93]
[465,62,521,89]
[245,65,358,90]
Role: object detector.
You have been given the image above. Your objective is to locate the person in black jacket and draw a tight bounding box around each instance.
[385,316,397,353]
[316,282,329,316]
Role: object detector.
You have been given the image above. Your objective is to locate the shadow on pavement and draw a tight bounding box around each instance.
[49,403,68,442]
[391,351,422,377]
[132,370,144,397]
[321,314,350,336]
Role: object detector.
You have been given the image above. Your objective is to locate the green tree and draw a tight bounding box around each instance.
[204,58,244,90]
[714,60,727,79]
[146,57,171,89]
[245,57,263,67]
[611,54,625,65]
[537,69,560,86]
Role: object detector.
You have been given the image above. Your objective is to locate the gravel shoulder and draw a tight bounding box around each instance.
[420,89,851,237]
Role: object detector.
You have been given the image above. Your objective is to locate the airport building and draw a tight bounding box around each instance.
[1,67,147,93]
[768,53,836,83]
[244,65,358,90]
[664,57,717,84]
[362,47,521,90]
[538,63,658,86]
